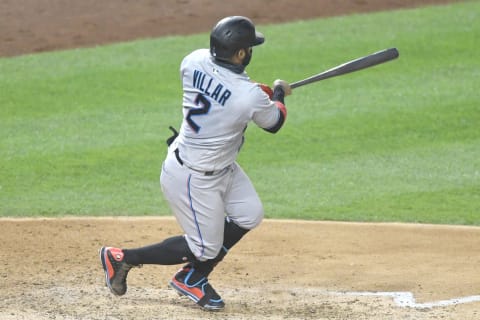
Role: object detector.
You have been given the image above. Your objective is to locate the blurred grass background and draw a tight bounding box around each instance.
[0,2,478,224]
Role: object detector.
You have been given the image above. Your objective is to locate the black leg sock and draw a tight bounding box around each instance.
[123,235,195,266]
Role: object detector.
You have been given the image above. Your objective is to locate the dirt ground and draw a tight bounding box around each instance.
[1,0,479,319]
[1,218,479,319]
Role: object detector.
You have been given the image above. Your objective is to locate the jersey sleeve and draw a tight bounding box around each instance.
[250,85,286,132]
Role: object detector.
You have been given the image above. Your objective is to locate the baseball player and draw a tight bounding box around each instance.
[100,16,291,311]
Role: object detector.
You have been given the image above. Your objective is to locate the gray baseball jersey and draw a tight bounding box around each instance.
[160,48,285,261]
[176,49,282,171]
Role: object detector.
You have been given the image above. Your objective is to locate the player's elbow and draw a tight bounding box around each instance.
[263,103,286,134]
[263,121,284,133]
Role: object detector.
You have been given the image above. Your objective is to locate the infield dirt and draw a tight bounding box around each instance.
[1,1,478,319]
[1,218,479,319]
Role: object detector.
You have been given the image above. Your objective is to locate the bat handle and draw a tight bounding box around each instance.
[290,81,304,89]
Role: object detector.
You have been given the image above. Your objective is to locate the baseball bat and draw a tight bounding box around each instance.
[290,48,399,89]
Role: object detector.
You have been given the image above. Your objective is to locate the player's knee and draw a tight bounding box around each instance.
[236,202,264,230]
[249,208,264,229]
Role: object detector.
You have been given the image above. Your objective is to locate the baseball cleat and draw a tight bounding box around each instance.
[100,246,133,296]
[169,266,225,311]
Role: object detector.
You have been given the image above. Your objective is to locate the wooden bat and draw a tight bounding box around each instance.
[290,48,399,89]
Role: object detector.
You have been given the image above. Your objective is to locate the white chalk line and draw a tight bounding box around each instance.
[41,286,480,309]
[237,287,480,309]
[289,288,480,309]
[335,291,480,308]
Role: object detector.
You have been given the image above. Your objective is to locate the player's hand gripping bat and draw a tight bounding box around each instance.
[290,48,399,89]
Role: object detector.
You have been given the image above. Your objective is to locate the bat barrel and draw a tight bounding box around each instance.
[290,48,399,89]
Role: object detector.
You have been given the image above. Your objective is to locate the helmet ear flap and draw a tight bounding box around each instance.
[210,39,233,60]
[210,33,235,59]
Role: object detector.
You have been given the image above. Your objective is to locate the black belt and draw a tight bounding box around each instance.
[174,148,215,176]
[174,148,183,165]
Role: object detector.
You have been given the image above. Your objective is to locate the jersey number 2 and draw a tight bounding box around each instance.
[186,94,211,133]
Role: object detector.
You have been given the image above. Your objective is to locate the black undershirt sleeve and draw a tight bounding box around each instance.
[263,86,286,133]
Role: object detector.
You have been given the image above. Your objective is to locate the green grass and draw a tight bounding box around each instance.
[1,2,479,224]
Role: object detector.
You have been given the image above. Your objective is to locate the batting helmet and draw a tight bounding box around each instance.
[210,16,265,60]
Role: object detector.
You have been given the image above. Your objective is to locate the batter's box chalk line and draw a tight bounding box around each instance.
[240,287,480,309]
[329,290,480,309]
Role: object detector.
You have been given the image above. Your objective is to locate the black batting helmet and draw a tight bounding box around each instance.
[210,16,265,60]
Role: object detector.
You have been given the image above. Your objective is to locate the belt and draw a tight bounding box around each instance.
[174,148,219,176]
